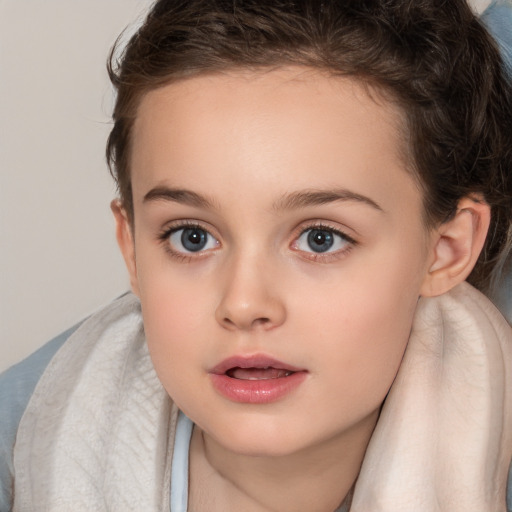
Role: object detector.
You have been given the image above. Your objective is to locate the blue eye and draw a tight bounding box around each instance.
[168,226,218,253]
[295,227,350,254]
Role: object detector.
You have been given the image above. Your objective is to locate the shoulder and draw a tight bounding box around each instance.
[0,325,78,512]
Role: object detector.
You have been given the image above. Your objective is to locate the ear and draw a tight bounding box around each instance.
[420,196,490,297]
[111,199,140,297]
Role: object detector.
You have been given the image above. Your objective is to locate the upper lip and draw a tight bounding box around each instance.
[210,354,306,375]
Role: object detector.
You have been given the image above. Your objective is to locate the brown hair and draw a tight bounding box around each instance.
[106,0,512,293]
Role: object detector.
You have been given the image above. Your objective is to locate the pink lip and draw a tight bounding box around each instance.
[209,354,308,404]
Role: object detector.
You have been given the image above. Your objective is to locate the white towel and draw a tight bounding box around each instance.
[13,294,178,512]
[351,282,512,511]
[12,284,512,511]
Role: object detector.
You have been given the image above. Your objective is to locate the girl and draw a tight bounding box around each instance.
[2,0,512,510]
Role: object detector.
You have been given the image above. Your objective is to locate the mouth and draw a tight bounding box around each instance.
[211,354,304,379]
[209,355,307,404]
[226,367,295,380]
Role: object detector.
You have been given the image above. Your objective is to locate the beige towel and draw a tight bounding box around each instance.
[352,282,512,511]
[13,284,512,511]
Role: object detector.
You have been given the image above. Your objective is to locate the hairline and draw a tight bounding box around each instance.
[119,64,427,227]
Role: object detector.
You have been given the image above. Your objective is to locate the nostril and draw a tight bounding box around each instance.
[222,317,236,327]
[221,316,271,330]
[252,317,271,327]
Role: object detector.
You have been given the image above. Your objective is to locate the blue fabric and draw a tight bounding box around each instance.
[0,325,78,512]
[481,1,512,327]
[171,413,194,512]
[482,2,512,74]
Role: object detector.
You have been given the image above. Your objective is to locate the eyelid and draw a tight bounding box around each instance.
[158,219,221,259]
[293,220,357,244]
[290,221,357,261]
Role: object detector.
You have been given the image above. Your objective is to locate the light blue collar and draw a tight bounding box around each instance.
[170,412,194,512]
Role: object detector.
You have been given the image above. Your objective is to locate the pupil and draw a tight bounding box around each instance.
[181,228,207,252]
[307,229,334,253]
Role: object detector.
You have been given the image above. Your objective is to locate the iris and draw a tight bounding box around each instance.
[181,228,208,252]
[307,229,334,253]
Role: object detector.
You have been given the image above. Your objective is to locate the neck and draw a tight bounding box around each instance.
[189,411,378,512]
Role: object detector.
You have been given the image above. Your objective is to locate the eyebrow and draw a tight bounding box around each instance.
[142,185,383,213]
[143,186,217,209]
[273,189,384,212]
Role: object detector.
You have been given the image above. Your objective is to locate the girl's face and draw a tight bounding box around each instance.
[120,68,435,457]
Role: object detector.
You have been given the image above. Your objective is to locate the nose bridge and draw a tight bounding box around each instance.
[215,248,286,331]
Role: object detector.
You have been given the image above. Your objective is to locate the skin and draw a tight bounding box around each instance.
[113,67,490,511]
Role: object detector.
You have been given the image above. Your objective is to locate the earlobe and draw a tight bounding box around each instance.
[111,199,140,297]
[420,196,490,297]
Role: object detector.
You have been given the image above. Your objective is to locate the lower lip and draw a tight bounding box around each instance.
[209,372,307,404]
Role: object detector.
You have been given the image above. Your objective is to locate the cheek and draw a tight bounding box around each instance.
[140,290,208,352]
[136,242,213,335]
[295,246,422,346]
[136,264,215,392]
[295,254,423,408]
[140,297,209,414]
[303,285,414,373]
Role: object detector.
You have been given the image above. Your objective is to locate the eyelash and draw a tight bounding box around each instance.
[157,221,357,262]
[292,222,357,262]
[158,221,219,262]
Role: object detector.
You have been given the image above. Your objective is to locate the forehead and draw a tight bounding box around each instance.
[130,67,420,219]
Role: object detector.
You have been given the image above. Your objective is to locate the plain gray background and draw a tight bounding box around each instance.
[0,0,153,371]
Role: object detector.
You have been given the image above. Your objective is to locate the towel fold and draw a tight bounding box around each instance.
[12,284,512,511]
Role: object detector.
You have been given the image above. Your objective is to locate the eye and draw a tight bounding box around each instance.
[294,227,352,254]
[168,226,219,254]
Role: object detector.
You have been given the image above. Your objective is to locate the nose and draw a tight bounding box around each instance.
[215,256,287,332]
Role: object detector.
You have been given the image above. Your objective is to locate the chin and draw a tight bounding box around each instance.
[201,414,328,458]
[216,435,306,458]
